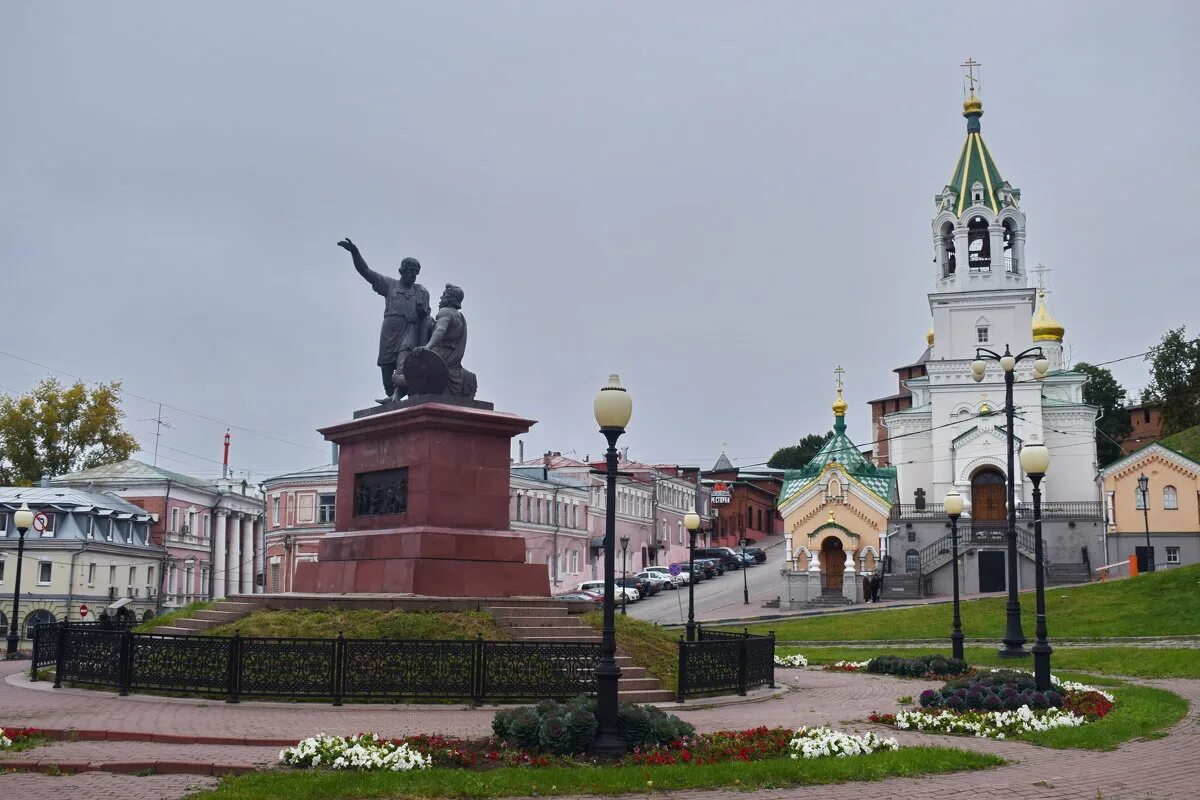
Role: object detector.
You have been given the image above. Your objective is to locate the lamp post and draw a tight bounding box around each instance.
[1020,440,1053,691]
[5,503,35,659]
[943,490,965,661]
[619,535,630,616]
[972,344,1049,658]
[1137,473,1153,573]
[739,536,749,605]
[684,508,699,642]
[591,374,631,758]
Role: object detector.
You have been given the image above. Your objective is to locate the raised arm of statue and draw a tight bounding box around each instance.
[337,238,388,296]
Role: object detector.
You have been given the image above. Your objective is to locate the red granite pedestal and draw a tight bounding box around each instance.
[292,401,550,597]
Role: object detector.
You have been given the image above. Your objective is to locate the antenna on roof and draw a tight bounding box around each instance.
[141,403,173,466]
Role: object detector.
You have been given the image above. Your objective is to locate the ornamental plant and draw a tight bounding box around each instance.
[774,652,808,667]
[824,660,870,672]
[919,669,1064,712]
[788,726,899,759]
[0,729,11,749]
[892,705,1086,738]
[491,697,692,755]
[865,654,969,679]
[280,733,432,771]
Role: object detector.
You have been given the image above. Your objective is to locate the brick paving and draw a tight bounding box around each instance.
[1,658,1197,800]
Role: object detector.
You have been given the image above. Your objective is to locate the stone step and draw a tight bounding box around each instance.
[173,618,215,630]
[209,601,263,614]
[488,606,569,619]
[616,677,663,691]
[151,626,192,636]
[618,689,676,703]
[515,634,601,642]
[500,615,582,628]
[193,610,245,622]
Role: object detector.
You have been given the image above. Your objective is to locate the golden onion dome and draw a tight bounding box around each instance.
[926,327,935,347]
[1032,289,1065,342]
[832,387,848,417]
[963,93,983,116]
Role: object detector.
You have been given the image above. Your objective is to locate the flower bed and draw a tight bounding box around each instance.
[824,660,870,672]
[866,654,969,679]
[280,733,432,771]
[0,727,40,750]
[774,653,808,667]
[874,706,1086,738]
[789,726,898,758]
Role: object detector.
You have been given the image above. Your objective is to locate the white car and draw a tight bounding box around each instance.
[576,580,639,603]
[636,571,675,591]
[642,566,687,587]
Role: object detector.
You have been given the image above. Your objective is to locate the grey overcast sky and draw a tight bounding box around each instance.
[2,1,1196,482]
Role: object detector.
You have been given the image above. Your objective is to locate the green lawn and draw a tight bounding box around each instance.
[1018,684,1187,750]
[191,747,1004,800]
[204,608,509,640]
[134,600,211,632]
[746,564,1200,642]
[582,612,679,692]
[777,644,1200,679]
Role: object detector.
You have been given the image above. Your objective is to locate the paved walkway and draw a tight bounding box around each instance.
[1,658,1197,800]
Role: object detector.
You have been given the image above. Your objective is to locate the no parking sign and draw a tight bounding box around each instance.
[668,563,681,576]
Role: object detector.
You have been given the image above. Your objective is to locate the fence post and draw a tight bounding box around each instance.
[472,634,484,706]
[675,636,687,704]
[226,633,241,704]
[768,631,776,689]
[30,625,40,682]
[52,624,66,688]
[737,628,748,696]
[332,631,345,707]
[118,628,133,696]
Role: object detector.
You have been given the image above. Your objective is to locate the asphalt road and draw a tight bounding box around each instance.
[626,544,788,625]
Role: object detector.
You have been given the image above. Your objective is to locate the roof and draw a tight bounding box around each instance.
[1160,424,1200,463]
[779,412,897,504]
[711,452,735,472]
[516,454,590,469]
[0,486,153,518]
[942,99,1015,217]
[52,459,217,493]
[263,463,338,485]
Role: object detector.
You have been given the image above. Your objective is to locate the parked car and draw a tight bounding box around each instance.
[643,566,688,587]
[576,580,638,603]
[636,570,676,591]
[744,546,767,563]
[695,547,743,570]
[692,558,719,579]
[617,575,657,597]
[553,591,604,606]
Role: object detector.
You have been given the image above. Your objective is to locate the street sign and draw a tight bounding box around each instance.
[32,512,49,533]
[79,604,89,618]
[710,482,732,504]
[668,563,681,576]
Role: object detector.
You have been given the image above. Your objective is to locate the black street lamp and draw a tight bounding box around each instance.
[943,490,965,661]
[684,508,699,642]
[5,503,36,659]
[1020,440,1053,691]
[619,535,630,616]
[739,536,749,605]
[591,374,631,758]
[972,344,1049,658]
[1137,473,1153,573]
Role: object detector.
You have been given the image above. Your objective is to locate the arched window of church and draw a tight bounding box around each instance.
[905,549,920,573]
[1002,219,1019,273]
[1164,486,1178,510]
[967,215,990,270]
[940,221,956,277]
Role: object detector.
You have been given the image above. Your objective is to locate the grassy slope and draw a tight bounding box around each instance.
[204,609,509,640]
[133,600,211,632]
[746,563,1200,642]
[192,747,1003,800]
[582,612,679,692]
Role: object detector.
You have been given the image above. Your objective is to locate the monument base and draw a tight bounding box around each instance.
[293,527,550,597]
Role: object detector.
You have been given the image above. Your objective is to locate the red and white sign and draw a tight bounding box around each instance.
[710,482,732,504]
[79,604,89,618]
[32,512,49,532]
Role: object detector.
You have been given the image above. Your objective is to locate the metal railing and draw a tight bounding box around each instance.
[677,626,775,702]
[1015,501,1103,519]
[32,623,600,705]
[916,523,1041,574]
[890,504,948,521]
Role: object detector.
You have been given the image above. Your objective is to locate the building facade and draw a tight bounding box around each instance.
[879,88,1103,596]
[1097,424,1200,571]
[0,487,164,634]
[261,462,338,594]
[703,450,782,548]
[52,460,265,607]
[511,466,591,592]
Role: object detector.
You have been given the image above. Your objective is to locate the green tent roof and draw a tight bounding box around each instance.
[779,414,897,505]
[942,99,1015,217]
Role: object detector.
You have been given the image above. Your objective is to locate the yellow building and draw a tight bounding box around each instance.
[777,383,897,606]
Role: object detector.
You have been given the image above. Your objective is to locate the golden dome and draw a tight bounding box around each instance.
[963,93,983,115]
[832,387,848,417]
[926,327,935,346]
[1032,289,1065,342]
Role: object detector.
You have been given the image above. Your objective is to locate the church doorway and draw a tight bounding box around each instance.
[978,551,1006,592]
[971,468,1007,522]
[821,536,845,591]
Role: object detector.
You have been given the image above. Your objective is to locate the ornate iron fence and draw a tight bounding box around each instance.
[677,627,775,701]
[35,623,603,705]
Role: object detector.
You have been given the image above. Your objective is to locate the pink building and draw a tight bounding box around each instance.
[261,462,338,593]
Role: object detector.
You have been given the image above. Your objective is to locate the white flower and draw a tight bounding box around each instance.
[279,733,431,772]
[774,653,808,667]
[788,726,899,759]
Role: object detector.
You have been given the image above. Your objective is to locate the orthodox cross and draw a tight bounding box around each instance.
[834,365,846,392]
[961,58,982,95]
[1032,262,1052,291]
[914,487,927,510]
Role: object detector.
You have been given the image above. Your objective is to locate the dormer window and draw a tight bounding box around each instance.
[971,181,985,205]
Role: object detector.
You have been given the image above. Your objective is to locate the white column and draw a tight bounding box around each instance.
[228,513,242,597]
[241,515,254,594]
[253,517,265,594]
[213,511,228,599]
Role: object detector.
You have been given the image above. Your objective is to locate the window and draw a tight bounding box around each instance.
[0,560,5,582]
[297,493,315,524]
[38,561,52,584]
[1135,486,1148,510]
[171,508,180,532]
[1164,486,1178,510]
[39,513,56,537]
[0,511,7,536]
[84,515,94,539]
[147,566,155,591]
[23,609,54,640]
[105,518,115,541]
[129,566,137,587]
[203,514,211,539]
[270,562,280,592]
[188,510,197,534]
[318,493,336,524]
[1166,546,1180,565]
[87,563,96,585]
[109,565,117,587]
[977,326,989,343]
[272,496,281,526]
[905,549,920,573]
[907,529,917,542]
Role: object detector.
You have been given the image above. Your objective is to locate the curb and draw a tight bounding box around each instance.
[0,727,296,747]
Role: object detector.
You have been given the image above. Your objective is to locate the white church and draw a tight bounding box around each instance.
[878,79,1103,596]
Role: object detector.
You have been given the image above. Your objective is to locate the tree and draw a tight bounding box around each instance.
[0,378,139,486]
[768,432,834,470]
[1074,362,1131,467]
[1145,327,1200,435]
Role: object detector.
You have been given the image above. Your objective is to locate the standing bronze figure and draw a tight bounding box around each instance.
[338,238,432,402]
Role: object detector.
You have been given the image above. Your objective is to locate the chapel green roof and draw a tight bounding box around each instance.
[942,97,1014,216]
[778,411,897,505]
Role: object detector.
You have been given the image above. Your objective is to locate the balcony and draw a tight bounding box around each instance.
[893,501,1102,522]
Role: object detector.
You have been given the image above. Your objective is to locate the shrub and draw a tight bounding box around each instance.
[920,669,1064,711]
[865,654,969,679]
[506,707,542,749]
[491,697,691,755]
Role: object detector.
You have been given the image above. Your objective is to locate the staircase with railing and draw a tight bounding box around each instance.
[917,523,1040,575]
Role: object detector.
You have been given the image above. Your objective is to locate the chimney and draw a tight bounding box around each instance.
[40,474,51,488]
[222,429,231,480]
[543,451,551,481]
[518,440,525,463]
[620,446,629,463]
[331,442,340,466]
